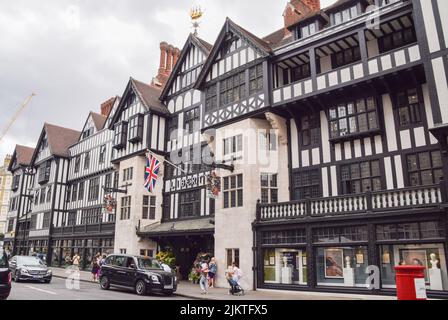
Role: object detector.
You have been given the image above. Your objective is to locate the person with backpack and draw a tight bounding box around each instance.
[208,257,217,288]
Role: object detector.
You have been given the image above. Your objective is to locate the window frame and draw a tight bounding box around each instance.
[223,174,243,208]
[178,190,201,218]
[395,88,422,128]
[128,114,144,143]
[340,159,383,194]
[292,169,322,200]
[113,121,128,150]
[328,96,380,141]
[142,195,156,220]
[260,173,278,204]
[120,196,132,220]
[184,107,200,134]
[406,150,443,187]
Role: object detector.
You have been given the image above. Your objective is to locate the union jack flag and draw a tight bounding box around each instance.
[144,153,160,193]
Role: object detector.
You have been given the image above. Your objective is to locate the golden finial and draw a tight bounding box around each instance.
[189,5,204,36]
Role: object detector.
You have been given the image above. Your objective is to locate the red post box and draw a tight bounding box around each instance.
[394,266,427,300]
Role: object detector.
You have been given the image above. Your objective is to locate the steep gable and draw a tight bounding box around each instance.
[195,18,272,89]
[160,33,212,100]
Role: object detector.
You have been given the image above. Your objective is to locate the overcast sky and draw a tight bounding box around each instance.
[0,0,336,162]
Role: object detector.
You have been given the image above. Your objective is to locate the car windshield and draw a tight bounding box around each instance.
[137,258,162,270]
[0,247,7,268]
[18,256,44,266]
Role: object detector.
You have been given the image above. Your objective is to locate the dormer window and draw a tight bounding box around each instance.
[332,6,358,25]
[12,175,20,192]
[38,160,51,184]
[128,114,144,143]
[297,22,317,39]
[40,137,48,151]
[113,121,128,150]
[82,127,94,140]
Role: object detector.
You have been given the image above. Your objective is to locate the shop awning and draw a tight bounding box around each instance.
[137,218,215,238]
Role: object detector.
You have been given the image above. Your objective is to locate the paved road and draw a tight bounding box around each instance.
[7,277,188,300]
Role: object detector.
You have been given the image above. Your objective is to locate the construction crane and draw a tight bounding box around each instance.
[0,93,36,144]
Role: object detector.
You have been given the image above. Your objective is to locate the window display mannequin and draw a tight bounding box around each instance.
[281,255,292,284]
[429,253,443,291]
[343,256,355,287]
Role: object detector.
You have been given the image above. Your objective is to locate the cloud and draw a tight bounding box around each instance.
[0,0,337,161]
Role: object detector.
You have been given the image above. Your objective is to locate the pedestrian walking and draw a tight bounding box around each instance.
[91,254,100,282]
[72,253,81,270]
[208,257,217,288]
[199,259,209,295]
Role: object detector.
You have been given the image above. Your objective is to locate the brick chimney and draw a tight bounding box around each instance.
[100,97,116,117]
[152,42,181,89]
[283,0,321,34]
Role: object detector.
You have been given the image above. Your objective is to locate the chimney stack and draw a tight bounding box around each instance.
[283,0,321,34]
[100,97,116,117]
[152,41,181,90]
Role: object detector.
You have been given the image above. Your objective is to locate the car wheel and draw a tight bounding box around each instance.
[14,271,20,283]
[135,280,146,296]
[100,276,110,290]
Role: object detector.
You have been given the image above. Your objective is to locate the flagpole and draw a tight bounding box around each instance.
[145,149,189,174]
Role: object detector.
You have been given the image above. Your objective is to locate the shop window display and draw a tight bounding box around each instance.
[380,244,447,291]
[316,246,368,287]
[263,249,307,285]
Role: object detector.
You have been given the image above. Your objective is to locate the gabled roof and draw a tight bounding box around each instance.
[160,33,213,100]
[90,112,108,131]
[109,78,168,128]
[31,123,81,164]
[194,18,273,89]
[7,145,35,171]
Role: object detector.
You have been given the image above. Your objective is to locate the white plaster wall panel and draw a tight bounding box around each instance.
[317,75,326,90]
[320,111,331,163]
[437,0,448,48]
[328,71,338,86]
[408,45,421,62]
[273,90,281,104]
[175,96,183,112]
[330,166,338,196]
[400,130,412,150]
[151,116,159,149]
[322,167,329,197]
[432,57,448,123]
[283,87,291,101]
[364,137,372,156]
[341,68,351,83]
[374,135,383,154]
[335,143,342,161]
[233,53,239,69]
[354,139,362,158]
[304,80,312,94]
[353,63,364,80]
[413,127,426,148]
[312,148,320,166]
[219,60,225,76]
[184,91,192,108]
[422,84,438,144]
[344,141,352,160]
[394,155,405,189]
[394,50,406,66]
[240,49,247,65]
[381,55,392,70]
[383,94,398,152]
[225,56,232,73]
[247,47,255,62]
[212,63,218,79]
[421,0,441,53]
[384,157,394,190]
[293,83,302,97]
[291,120,299,168]
[368,60,379,74]
[301,150,309,167]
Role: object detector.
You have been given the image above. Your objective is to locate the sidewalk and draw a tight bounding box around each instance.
[50,267,395,300]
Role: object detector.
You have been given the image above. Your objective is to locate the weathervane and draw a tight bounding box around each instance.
[189,5,204,36]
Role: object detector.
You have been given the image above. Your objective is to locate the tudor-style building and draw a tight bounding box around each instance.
[27,123,80,263]
[50,99,119,269]
[137,34,216,280]
[248,0,448,297]
[4,145,34,255]
[109,76,170,257]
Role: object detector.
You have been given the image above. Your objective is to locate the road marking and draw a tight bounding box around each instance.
[25,285,57,295]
